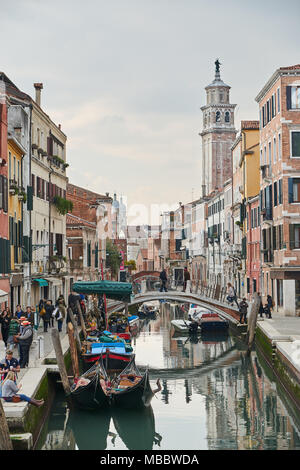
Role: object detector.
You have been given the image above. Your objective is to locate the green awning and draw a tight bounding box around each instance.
[72,280,132,302]
[33,278,49,287]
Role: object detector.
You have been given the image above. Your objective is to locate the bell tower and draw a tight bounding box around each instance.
[200,60,236,196]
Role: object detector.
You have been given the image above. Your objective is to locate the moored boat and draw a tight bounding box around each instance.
[138,301,159,318]
[199,313,229,333]
[110,356,158,409]
[69,360,110,410]
[81,333,133,372]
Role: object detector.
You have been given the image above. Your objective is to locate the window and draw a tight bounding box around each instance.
[274,181,278,206]
[273,137,277,162]
[287,86,300,110]
[277,279,283,307]
[8,152,11,180]
[268,141,272,167]
[264,146,267,164]
[216,111,221,122]
[291,131,300,157]
[278,133,281,160]
[289,178,300,203]
[278,179,283,205]
[290,224,300,249]
[225,111,230,123]
[277,88,280,113]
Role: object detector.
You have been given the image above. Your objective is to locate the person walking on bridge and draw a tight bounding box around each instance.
[183,267,190,292]
[159,269,168,292]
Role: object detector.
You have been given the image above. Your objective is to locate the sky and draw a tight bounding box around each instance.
[1,0,300,224]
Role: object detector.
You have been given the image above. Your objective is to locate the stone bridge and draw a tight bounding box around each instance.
[130,290,242,326]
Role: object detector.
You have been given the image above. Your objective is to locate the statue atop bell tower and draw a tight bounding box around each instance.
[215,58,221,74]
[199,60,237,197]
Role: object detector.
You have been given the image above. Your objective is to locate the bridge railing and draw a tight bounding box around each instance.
[133,274,242,309]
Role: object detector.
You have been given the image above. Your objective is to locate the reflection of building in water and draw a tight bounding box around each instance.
[191,353,300,450]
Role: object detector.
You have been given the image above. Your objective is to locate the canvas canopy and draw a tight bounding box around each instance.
[72,280,132,302]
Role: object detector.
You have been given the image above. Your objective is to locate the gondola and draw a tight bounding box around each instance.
[110,355,155,409]
[112,405,161,450]
[69,359,110,410]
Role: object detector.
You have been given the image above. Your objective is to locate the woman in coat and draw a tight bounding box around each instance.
[0,310,12,347]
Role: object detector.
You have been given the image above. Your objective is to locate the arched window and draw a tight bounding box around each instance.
[216,111,221,122]
[225,111,230,123]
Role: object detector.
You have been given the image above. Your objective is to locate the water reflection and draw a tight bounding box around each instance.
[39,302,300,450]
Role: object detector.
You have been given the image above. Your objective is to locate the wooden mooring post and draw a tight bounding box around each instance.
[67,322,80,378]
[67,307,81,352]
[76,300,87,340]
[0,400,13,450]
[51,329,71,395]
[246,292,261,356]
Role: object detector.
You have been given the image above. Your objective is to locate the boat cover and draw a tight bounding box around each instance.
[72,280,132,302]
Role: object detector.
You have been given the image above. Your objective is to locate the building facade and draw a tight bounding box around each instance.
[256,64,300,315]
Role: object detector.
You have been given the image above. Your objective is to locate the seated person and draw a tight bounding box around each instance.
[2,371,44,407]
[0,350,20,379]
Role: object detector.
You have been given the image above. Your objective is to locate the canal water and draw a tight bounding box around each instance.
[38,302,300,450]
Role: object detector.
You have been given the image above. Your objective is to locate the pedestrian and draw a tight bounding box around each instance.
[17,317,26,365]
[159,269,168,292]
[43,300,54,332]
[267,295,274,314]
[68,291,81,325]
[15,305,24,319]
[257,292,264,317]
[52,306,63,332]
[56,294,66,332]
[263,303,272,319]
[238,298,248,324]
[226,283,239,308]
[183,267,190,292]
[2,371,44,407]
[25,306,34,326]
[0,310,11,348]
[6,315,20,350]
[17,320,33,368]
[0,350,20,380]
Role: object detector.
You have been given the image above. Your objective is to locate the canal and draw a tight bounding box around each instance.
[37,302,300,450]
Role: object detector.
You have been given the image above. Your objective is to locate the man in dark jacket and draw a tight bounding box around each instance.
[159,269,168,292]
[239,298,248,324]
[43,300,54,332]
[17,321,33,368]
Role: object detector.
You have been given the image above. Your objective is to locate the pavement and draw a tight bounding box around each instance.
[0,318,69,381]
[257,315,300,374]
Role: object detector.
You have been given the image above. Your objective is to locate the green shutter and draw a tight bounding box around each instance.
[27,186,33,211]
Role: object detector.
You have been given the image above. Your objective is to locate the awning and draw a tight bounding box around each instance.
[0,289,8,303]
[73,280,132,302]
[33,278,49,287]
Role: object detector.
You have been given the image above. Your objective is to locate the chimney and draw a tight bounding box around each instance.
[34,83,43,107]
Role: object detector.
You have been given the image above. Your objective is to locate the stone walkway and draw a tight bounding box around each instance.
[0,319,69,381]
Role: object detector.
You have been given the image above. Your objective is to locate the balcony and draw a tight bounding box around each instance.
[260,164,272,182]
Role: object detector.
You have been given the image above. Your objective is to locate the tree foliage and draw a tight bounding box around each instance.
[106,239,122,277]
